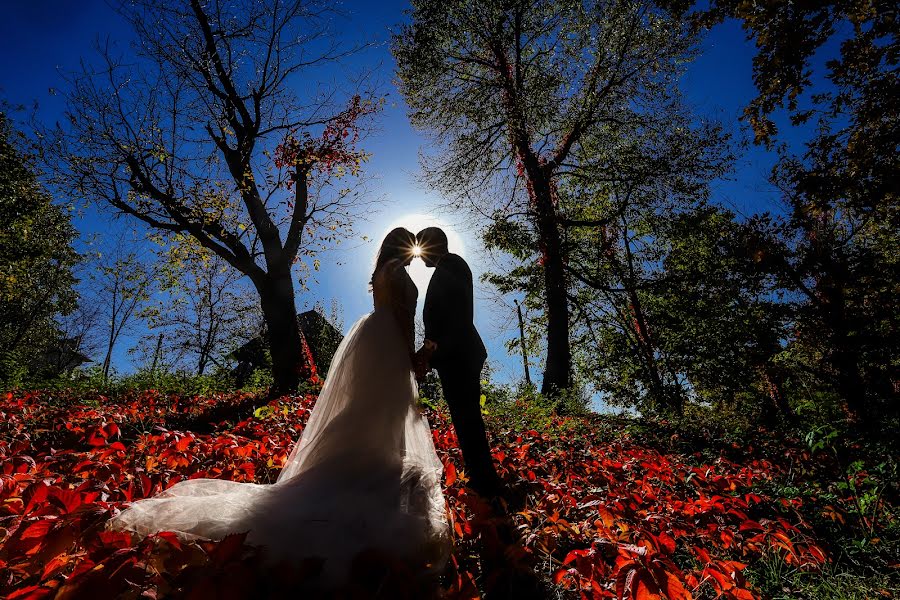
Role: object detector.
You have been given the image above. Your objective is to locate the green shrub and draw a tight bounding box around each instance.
[480,380,592,434]
[0,350,28,389]
[16,364,242,396]
[238,367,273,393]
[416,370,445,410]
[746,550,899,600]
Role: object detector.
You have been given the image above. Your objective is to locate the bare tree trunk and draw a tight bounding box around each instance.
[197,350,208,376]
[526,169,571,399]
[102,340,114,381]
[102,284,118,381]
[257,269,304,398]
[539,222,572,397]
[515,299,532,385]
[151,333,164,378]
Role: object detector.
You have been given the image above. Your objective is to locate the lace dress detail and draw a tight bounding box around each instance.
[105,259,450,585]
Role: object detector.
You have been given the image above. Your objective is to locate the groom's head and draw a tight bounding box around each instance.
[416,227,449,268]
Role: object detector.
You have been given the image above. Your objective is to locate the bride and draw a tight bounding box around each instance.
[106,227,451,585]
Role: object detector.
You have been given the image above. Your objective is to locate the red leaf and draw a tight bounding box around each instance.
[41,553,73,580]
[49,487,82,513]
[692,546,712,564]
[22,481,49,514]
[99,529,135,548]
[739,520,763,532]
[658,569,692,600]
[105,422,120,439]
[208,531,249,566]
[6,585,53,600]
[140,473,153,498]
[656,532,676,555]
[444,461,457,487]
[20,519,54,540]
[153,530,183,551]
[632,569,662,600]
[553,567,574,585]
[615,561,637,600]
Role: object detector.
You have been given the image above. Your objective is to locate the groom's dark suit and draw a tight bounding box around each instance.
[423,253,502,495]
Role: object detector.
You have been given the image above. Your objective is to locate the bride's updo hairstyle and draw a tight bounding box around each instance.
[370,227,416,288]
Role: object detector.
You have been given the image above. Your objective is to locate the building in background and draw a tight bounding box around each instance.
[229,310,343,386]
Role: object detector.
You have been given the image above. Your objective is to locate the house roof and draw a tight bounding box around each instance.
[228,309,341,361]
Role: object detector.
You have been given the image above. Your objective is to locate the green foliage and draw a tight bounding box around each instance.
[25,363,266,397]
[416,370,445,411]
[480,379,591,434]
[240,367,274,393]
[746,553,899,600]
[702,0,900,430]
[569,203,792,418]
[0,112,79,387]
[0,351,29,389]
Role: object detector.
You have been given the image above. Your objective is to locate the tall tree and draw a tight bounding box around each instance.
[47,0,377,395]
[494,111,732,414]
[0,112,79,386]
[647,208,793,420]
[393,0,696,396]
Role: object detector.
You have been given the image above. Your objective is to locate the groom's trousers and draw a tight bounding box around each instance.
[437,360,503,496]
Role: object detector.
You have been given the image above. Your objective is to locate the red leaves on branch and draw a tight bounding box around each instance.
[274,94,379,186]
[296,331,319,384]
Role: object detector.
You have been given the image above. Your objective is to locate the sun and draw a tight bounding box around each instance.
[379,214,466,291]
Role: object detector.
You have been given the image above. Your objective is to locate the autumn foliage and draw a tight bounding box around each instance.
[274,95,379,182]
[0,389,834,599]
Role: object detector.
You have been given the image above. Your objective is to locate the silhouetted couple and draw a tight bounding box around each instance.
[106,226,504,590]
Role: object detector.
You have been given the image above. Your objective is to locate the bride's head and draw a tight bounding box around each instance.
[370,227,417,286]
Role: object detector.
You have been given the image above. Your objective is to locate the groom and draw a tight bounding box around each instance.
[413,227,504,498]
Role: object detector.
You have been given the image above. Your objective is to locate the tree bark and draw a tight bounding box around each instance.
[530,175,571,399]
[760,365,794,422]
[257,268,304,398]
[515,299,532,385]
[815,246,868,425]
[490,34,573,401]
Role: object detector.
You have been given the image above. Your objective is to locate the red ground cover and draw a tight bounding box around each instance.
[0,390,826,598]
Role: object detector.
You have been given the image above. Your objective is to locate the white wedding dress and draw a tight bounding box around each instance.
[106,259,450,583]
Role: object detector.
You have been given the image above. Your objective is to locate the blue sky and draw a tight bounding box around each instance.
[0,1,791,391]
